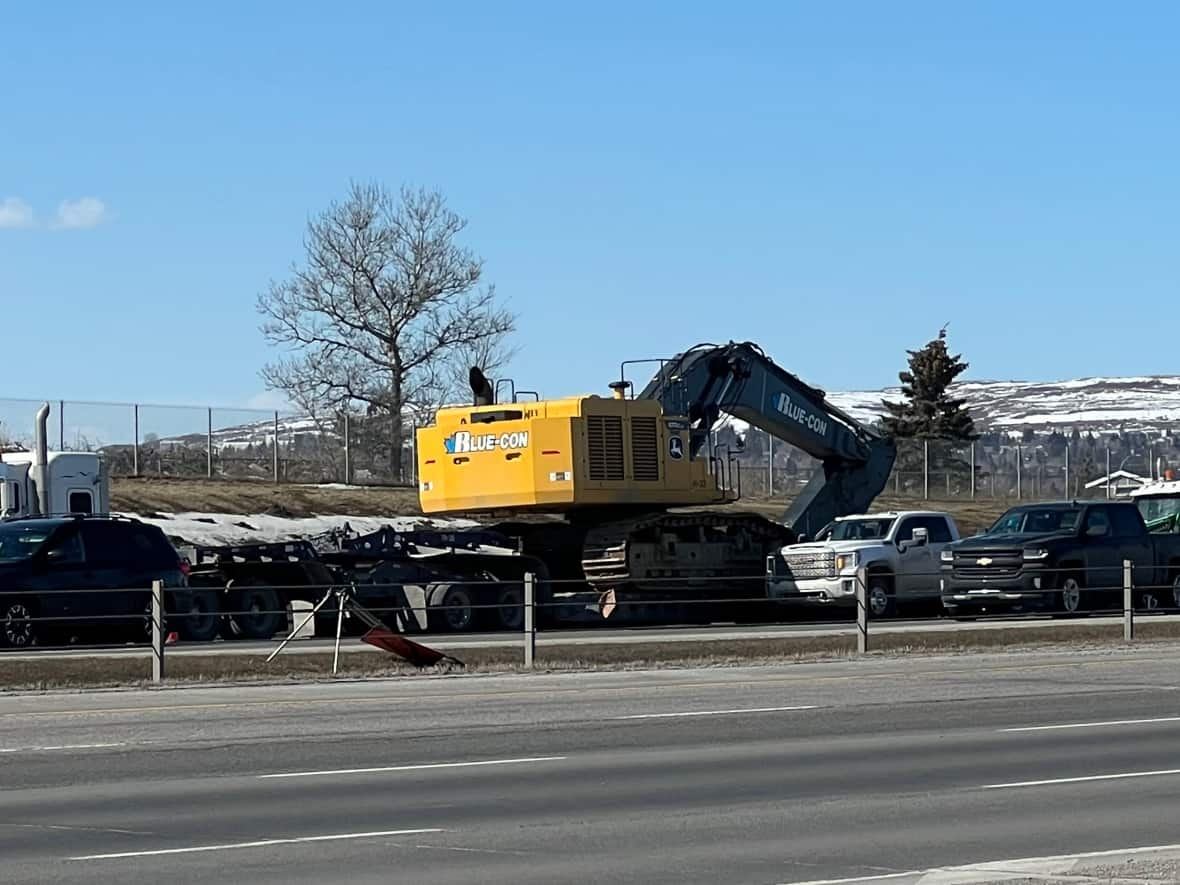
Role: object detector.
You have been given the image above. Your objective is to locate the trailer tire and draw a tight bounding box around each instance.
[494,584,525,631]
[428,584,476,633]
[227,582,285,640]
[177,588,221,643]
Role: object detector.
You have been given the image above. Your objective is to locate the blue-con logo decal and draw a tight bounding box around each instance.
[772,392,830,436]
[444,430,530,454]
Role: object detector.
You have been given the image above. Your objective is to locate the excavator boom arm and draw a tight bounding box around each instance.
[636,341,897,538]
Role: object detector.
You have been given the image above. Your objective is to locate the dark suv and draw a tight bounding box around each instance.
[0,515,192,648]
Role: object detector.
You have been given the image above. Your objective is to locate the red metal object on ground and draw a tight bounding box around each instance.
[361,627,464,668]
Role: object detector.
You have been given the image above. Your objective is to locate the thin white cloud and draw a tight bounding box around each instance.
[0,197,34,229]
[53,196,111,230]
[245,390,294,411]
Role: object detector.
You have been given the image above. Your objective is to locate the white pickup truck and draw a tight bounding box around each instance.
[765,510,961,618]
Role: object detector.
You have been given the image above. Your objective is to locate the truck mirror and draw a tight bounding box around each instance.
[911,527,929,546]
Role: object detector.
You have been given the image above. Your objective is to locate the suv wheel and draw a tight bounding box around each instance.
[1,601,36,648]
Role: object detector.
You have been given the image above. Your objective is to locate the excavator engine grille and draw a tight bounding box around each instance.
[587,415,625,481]
[630,416,659,482]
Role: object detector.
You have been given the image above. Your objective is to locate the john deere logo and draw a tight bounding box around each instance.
[444,430,529,455]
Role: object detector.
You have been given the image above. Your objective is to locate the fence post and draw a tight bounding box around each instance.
[273,411,280,482]
[767,435,774,497]
[1123,559,1134,642]
[855,567,868,655]
[151,580,165,683]
[1106,447,1112,499]
[206,408,214,478]
[523,572,536,668]
[132,404,140,477]
[1065,446,1071,498]
[343,413,352,485]
[1017,447,1023,500]
[923,440,929,501]
[970,442,976,500]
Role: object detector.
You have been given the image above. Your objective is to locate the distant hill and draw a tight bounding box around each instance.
[824,376,1180,435]
[143,376,1180,454]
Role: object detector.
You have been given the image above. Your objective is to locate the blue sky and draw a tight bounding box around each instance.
[3,1,1178,413]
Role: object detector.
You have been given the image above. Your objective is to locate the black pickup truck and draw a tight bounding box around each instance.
[939,500,1180,616]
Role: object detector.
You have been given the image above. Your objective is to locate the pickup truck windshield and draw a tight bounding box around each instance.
[825,518,896,541]
[0,524,53,562]
[987,507,1081,535]
[1137,496,1180,530]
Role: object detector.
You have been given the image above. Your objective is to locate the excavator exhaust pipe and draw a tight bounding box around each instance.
[469,367,495,406]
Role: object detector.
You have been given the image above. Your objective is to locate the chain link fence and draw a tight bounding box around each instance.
[1,396,1172,499]
[0,398,418,486]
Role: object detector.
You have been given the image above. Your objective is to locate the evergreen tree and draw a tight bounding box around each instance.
[881,328,978,441]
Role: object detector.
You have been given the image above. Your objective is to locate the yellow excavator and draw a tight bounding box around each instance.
[415,341,896,624]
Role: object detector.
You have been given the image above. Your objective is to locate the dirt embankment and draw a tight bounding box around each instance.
[111,477,1010,535]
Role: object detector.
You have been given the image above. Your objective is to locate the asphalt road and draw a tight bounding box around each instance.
[4,609,1175,660]
[5,647,1180,882]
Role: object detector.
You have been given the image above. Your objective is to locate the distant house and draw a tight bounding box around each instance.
[1084,470,1149,498]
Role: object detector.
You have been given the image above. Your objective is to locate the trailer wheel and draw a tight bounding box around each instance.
[494,584,524,631]
[228,582,285,640]
[177,588,221,642]
[429,584,476,632]
[0,600,36,648]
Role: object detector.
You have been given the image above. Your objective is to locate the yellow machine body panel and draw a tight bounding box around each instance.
[417,394,732,515]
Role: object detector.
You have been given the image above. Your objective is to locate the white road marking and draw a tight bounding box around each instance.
[777,841,1180,884]
[71,828,445,860]
[610,705,818,720]
[258,755,567,780]
[0,742,129,754]
[982,768,1180,790]
[1001,715,1180,732]
[777,873,915,884]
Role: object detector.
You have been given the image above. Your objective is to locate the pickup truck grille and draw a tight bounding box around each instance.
[951,550,1023,580]
[779,551,836,580]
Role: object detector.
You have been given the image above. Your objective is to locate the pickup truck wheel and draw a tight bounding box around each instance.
[867,579,896,619]
[1057,576,1086,615]
[1,601,36,648]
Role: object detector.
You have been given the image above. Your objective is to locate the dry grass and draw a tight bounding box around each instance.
[111,477,423,518]
[111,477,1010,536]
[6,619,1180,692]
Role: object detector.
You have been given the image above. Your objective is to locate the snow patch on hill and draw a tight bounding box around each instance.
[722,376,1180,437]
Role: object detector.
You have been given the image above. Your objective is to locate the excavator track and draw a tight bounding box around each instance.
[580,511,795,608]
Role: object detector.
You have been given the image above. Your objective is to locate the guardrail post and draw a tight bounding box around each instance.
[523,572,536,668]
[1123,559,1134,642]
[856,567,868,655]
[151,580,165,683]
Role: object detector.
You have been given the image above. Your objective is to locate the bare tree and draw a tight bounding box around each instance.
[257,182,516,477]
